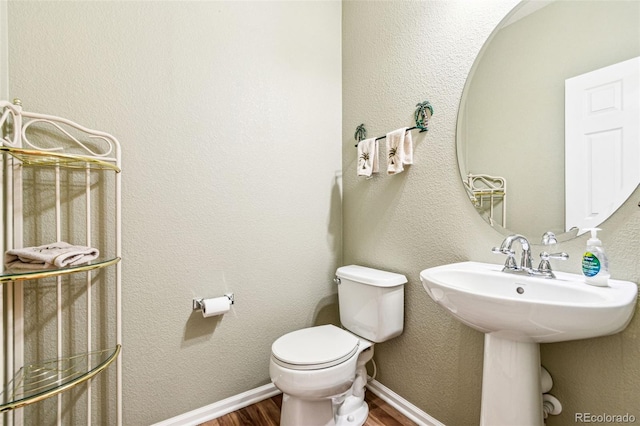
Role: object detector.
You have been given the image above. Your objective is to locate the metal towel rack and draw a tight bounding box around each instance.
[354,100,433,147]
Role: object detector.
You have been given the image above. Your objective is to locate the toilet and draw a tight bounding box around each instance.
[269,265,407,426]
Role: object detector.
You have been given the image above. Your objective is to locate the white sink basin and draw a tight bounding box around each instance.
[421,261,637,425]
[420,261,637,343]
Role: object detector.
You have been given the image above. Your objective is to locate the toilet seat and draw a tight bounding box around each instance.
[271,325,359,371]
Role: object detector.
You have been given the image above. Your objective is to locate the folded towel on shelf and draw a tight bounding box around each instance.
[386,127,413,175]
[357,138,379,178]
[5,242,100,270]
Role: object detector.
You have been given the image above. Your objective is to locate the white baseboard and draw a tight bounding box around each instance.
[153,380,445,426]
[366,379,445,426]
[151,383,281,426]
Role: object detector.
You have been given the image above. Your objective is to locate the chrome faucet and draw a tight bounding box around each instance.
[492,232,568,278]
[492,234,533,274]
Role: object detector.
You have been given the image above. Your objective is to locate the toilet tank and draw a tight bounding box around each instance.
[335,265,407,343]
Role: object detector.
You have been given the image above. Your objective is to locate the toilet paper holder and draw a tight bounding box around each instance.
[192,293,235,311]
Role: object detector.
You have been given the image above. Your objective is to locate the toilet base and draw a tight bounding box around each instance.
[279,392,369,426]
[280,394,335,426]
[334,344,373,426]
[335,397,368,426]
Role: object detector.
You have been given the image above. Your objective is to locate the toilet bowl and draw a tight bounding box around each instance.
[269,265,407,426]
[270,325,374,426]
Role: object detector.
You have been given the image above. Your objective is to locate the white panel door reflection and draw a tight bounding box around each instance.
[565,56,640,233]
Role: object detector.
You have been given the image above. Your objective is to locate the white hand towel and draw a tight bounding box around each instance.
[386,127,413,174]
[357,138,379,177]
[403,129,413,165]
[5,242,100,270]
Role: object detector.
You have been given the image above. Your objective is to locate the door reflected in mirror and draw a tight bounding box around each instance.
[457,0,640,241]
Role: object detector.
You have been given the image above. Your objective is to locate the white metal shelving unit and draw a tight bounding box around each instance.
[464,173,507,228]
[0,100,122,425]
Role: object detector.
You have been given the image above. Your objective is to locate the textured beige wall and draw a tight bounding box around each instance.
[8,1,342,424]
[343,1,640,425]
[6,0,640,425]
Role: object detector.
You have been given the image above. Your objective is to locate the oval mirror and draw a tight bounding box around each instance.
[457,0,640,242]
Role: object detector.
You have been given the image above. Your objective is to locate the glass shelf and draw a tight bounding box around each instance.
[0,345,121,413]
[1,257,121,283]
[0,146,120,172]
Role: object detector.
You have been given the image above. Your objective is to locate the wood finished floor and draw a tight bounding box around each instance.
[200,391,417,426]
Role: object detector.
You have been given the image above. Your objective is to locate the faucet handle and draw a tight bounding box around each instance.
[492,246,517,269]
[538,251,569,277]
[492,246,515,256]
[540,251,569,261]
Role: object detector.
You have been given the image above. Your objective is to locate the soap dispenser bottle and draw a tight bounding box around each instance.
[581,228,610,287]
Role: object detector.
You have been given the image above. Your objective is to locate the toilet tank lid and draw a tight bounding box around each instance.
[336,265,407,287]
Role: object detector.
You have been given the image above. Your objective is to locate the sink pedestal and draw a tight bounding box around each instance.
[480,334,543,426]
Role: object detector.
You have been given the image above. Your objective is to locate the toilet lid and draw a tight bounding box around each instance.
[271,325,359,370]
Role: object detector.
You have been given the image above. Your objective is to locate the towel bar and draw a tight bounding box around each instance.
[354,100,433,146]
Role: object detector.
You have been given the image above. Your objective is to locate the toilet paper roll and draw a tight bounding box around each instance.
[202,296,231,318]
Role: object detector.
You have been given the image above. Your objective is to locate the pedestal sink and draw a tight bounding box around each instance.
[420,261,637,426]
